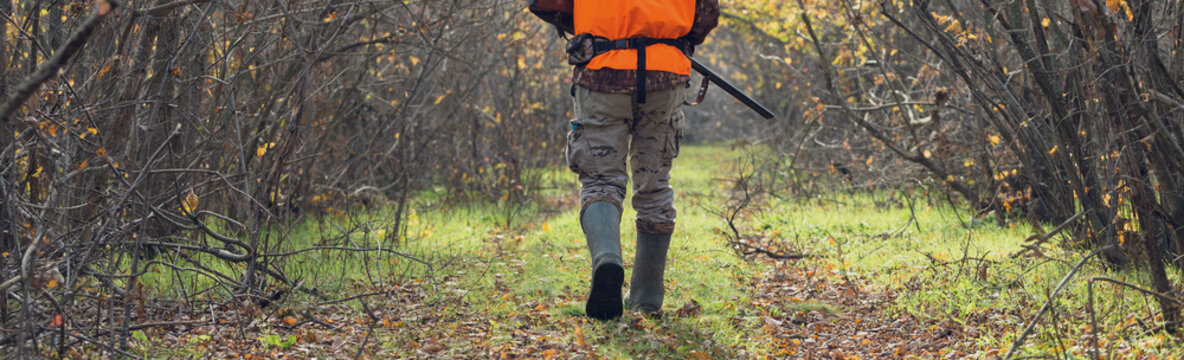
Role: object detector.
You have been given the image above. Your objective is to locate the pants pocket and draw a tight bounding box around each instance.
[665,114,683,160]
[566,119,585,173]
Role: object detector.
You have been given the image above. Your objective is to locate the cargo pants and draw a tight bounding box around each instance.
[566,85,683,235]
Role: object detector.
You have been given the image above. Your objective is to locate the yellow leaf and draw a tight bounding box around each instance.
[409,56,420,66]
[943,19,962,33]
[1105,0,1134,20]
[542,222,551,233]
[183,192,199,213]
[434,94,446,105]
[77,159,89,171]
[931,12,950,25]
[257,145,268,158]
[1041,18,1050,28]
[963,158,974,167]
[1106,0,1124,14]
[922,149,932,158]
[46,279,57,289]
[1048,145,1058,155]
[989,134,1001,146]
[574,326,586,347]
[284,316,298,326]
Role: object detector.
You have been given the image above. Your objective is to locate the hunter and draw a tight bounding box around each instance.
[530,0,720,320]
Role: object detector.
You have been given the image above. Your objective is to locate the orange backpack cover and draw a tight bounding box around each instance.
[531,0,695,75]
[575,0,694,75]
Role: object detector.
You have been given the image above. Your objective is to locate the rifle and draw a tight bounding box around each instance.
[689,59,775,119]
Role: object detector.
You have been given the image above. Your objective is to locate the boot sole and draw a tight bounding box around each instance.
[586,263,624,320]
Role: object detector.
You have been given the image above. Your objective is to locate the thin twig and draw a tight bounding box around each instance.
[134,0,210,15]
[1004,247,1111,359]
[1011,210,1089,258]
[0,1,120,124]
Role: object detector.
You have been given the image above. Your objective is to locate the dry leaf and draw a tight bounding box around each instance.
[183,192,199,213]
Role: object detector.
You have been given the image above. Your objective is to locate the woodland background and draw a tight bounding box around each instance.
[1,0,1183,358]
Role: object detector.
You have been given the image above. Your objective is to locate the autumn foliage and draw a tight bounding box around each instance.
[1,0,1183,356]
[0,0,568,353]
[720,0,1184,334]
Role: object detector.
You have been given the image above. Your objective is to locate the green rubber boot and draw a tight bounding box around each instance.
[628,231,671,314]
[582,202,623,320]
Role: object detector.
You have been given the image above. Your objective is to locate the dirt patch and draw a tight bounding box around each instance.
[742,258,1007,358]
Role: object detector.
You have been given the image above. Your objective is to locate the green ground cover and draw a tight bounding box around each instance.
[130,144,1182,359]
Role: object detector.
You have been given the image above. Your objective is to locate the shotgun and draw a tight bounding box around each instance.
[689,59,775,119]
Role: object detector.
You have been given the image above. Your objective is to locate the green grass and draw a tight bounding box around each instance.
[736,154,1184,357]
[131,144,1183,359]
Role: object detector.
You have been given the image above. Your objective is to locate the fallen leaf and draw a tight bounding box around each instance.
[574,326,586,347]
[422,341,444,354]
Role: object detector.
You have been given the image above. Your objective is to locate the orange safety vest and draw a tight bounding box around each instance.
[573,0,695,75]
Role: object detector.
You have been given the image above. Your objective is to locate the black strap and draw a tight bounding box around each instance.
[591,37,686,104]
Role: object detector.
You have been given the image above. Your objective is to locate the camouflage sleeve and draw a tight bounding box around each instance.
[686,0,719,46]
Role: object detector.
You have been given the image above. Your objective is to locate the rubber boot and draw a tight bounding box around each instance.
[628,231,671,314]
[582,202,623,320]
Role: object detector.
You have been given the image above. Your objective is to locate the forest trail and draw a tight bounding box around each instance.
[145,146,968,358]
[9,1,1184,357]
[358,145,1010,358]
[125,146,1166,359]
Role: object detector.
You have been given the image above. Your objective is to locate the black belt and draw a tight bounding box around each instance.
[587,37,687,104]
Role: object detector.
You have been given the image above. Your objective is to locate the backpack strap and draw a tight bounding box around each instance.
[587,37,687,104]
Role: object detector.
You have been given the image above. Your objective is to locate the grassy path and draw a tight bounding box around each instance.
[371,145,1019,358]
[382,146,768,358]
[132,145,1183,359]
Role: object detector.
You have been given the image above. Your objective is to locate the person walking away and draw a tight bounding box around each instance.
[530,0,719,320]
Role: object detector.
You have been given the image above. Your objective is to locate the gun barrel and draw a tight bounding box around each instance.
[690,59,775,119]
